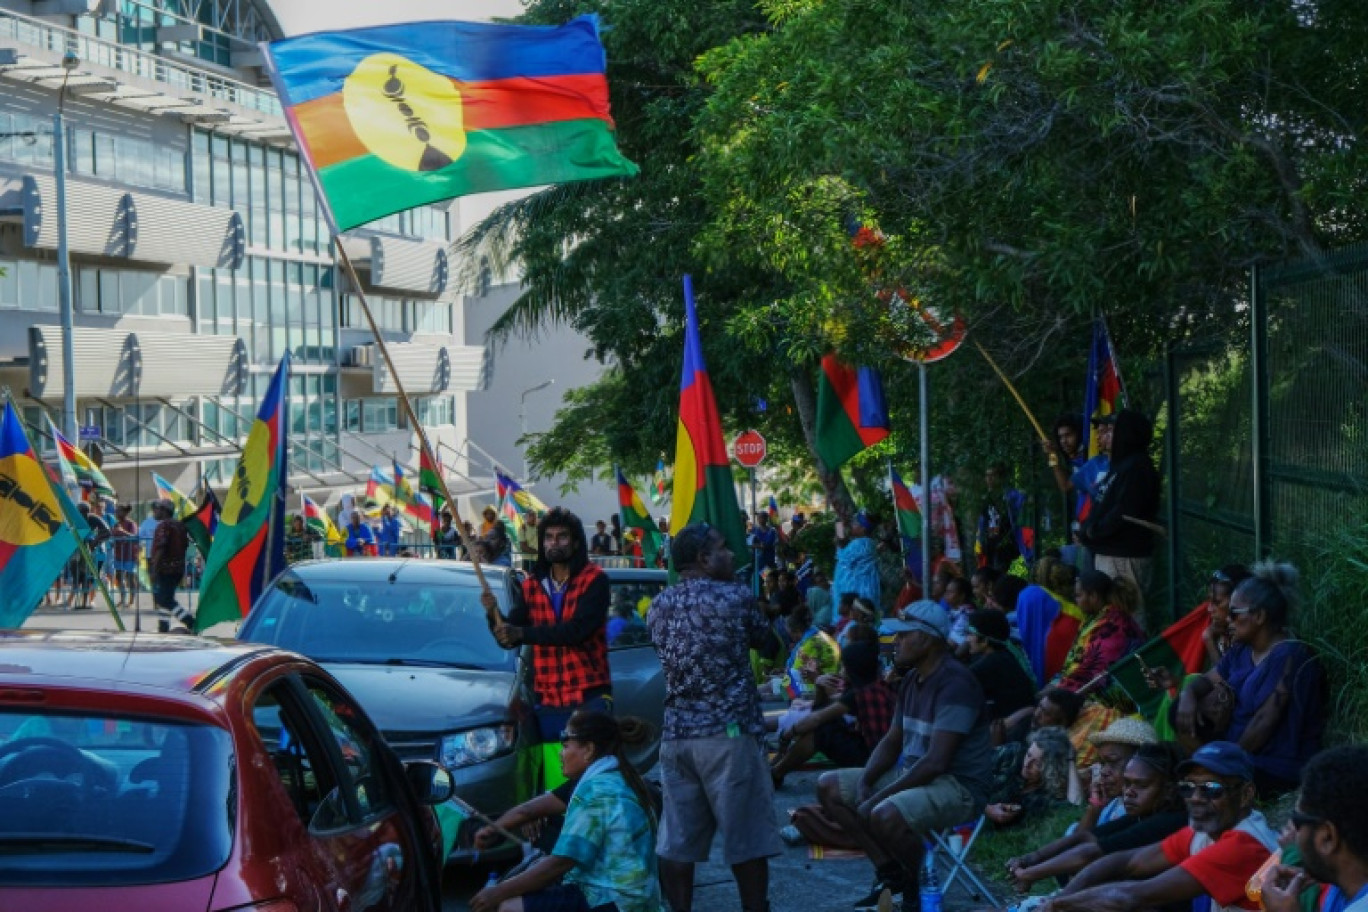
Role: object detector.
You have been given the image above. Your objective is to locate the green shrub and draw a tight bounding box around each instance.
[1297,522,1368,744]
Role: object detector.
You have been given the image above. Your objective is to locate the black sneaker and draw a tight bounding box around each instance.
[852,881,900,911]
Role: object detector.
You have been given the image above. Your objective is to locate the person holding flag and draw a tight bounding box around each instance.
[616,468,663,568]
[148,499,193,632]
[481,508,612,789]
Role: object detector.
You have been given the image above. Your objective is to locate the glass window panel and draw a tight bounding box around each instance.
[74,128,94,174]
[0,258,17,308]
[99,269,121,313]
[78,267,98,313]
[192,131,210,202]
[0,113,11,161]
[344,399,360,432]
[36,264,57,312]
[17,260,38,310]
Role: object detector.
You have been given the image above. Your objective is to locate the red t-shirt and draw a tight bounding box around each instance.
[1159,819,1276,911]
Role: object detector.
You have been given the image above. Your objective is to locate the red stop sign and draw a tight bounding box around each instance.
[733,429,767,467]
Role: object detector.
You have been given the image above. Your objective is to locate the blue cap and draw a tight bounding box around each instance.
[879,600,949,640]
[1175,741,1254,782]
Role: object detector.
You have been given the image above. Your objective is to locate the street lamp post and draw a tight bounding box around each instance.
[518,379,554,478]
[55,49,79,441]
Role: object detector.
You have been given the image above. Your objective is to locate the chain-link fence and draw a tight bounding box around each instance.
[1167,243,1368,609]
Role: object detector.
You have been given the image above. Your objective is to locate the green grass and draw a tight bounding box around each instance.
[963,805,1080,896]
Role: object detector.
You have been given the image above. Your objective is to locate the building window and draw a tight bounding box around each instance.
[417,396,454,427]
[343,399,361,432]
[361,398,398,433]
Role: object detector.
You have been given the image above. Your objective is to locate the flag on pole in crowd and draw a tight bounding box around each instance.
[151,473,195,519]
[651,458,667,506]
[419,445,444,508]
[889,465,924,583]
[767,495,780,522]
[1083,317,1127,458]
[0,401,82,627]
[669,275,747,565]
[1110,604,1211,721]
[814,354,891,470]
[196,354,290,633]
[393,459,414,503]
[46,415,115,498]
[302,493,346,547]
[495,470,548,515]
[365,465,435,528]
[260,14,639,233]
[494,471,523,537]
[184,486,221,561]
[616,468,662,568]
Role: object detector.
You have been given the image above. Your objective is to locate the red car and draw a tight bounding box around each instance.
[0,631,454,911]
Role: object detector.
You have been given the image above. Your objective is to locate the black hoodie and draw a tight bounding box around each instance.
[1080,409,1160,557]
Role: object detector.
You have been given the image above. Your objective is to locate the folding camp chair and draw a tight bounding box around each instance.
[926,816,998,905]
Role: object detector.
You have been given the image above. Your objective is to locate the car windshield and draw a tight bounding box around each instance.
[607,576,666,648]
[0,711,233,887]
[245,575,515,670]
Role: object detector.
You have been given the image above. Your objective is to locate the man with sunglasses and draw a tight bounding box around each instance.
[1042,741,1279,912]
[1261,745,1368,912]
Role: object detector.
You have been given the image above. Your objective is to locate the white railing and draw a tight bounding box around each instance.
[0,7,282,119]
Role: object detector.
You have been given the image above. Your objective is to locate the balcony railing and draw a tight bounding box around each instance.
[0,7,282,119]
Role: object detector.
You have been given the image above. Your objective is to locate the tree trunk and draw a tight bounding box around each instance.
[789,366,856,520]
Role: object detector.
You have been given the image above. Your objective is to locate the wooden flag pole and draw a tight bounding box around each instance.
[332,244,493,610]
[972,340,1051,446]
[262,48,495,625]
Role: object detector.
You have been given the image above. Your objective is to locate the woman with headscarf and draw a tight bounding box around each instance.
[832,510,881,612]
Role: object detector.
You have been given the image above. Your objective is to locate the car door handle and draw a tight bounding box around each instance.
[336,887,351,911]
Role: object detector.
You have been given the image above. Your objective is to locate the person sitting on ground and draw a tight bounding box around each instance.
[1070,718,1160,831]
[806,570,834,629]
[836,596,877,646]
[817,600,995,910]
[996,687,1086,748]
[1176,560,1326,797]
[770,641,896,789]
[1261,744,1368,912]
[1014,556,1080,685]
[1054,570,1143,695]
[469,711,659,912]
[972,566,1000,610]
[779,605,841,700]
[966,608,1037,722]
[1038,741,1279,912]
[986,726,1081,828]
[1005,742,1187,895]
[1200,565,1252,667]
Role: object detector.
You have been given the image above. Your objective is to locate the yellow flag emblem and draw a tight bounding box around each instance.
[343,53,466,173]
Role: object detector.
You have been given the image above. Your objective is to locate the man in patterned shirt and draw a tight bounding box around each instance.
[648,523,784,912]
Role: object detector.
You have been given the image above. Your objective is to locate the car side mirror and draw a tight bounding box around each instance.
[403,760,455,805]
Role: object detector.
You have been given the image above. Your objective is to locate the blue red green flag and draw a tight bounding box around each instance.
[889,466,924,582]
[651,458,667,506]
[262,15,638,233]
[196,354,290,632]
[0,401,81,627]
[668,276,746,566]
[616,468,662,567]
[814,354,890,470]
[1083,318,1126,458]
[47,414,115,498]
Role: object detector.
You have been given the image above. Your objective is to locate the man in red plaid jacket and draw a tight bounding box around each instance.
[485,508,612,743]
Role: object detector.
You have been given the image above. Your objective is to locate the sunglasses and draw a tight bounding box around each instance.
[558,730,589,744]
[1177,780,1232,800]
[1289,809,1325,830]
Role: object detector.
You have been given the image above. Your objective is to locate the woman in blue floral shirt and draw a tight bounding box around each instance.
[470,711,659,912]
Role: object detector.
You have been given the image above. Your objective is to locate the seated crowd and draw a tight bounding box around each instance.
[764,554,1333,912]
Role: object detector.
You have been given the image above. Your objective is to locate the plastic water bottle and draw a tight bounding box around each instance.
[484,870,500,892]
[920,845,942,912]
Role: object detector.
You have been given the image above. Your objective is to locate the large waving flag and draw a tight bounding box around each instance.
[669,276,747,564]
[814,354,891,470]
[196,355,290,632]
[0,401,81,627]
[1110,604,1212,721]
[261,15,639,233]
[46,415,115,498]
[616,468,662,567]
[1083,318,1127,458]
[889,466,924,583]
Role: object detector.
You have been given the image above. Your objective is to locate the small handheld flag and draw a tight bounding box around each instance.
[1084,318,1127,458]
[814,354,891,470]
[47,415,115,498]
[651,458,667,506]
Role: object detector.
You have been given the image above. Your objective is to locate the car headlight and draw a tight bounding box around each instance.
[438,724,516,769]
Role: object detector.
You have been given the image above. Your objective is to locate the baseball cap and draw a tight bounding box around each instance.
[879,600,949,640]
[1175,741,1255,781]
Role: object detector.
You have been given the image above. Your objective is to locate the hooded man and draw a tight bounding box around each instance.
[1079,408,1160,590]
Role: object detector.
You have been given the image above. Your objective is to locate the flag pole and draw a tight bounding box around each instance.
[918,363,932,585]
[972,340,1051,445]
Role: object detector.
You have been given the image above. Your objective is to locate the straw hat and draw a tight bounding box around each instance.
[1088,717,1158,747]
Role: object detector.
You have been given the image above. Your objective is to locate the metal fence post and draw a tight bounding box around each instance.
[1164,342,1180,622]
[1250,264,1272,558]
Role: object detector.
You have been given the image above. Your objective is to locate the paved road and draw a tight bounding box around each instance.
[24,605,997,912]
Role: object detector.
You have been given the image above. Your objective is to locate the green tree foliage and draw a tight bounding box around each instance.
[470,0,1368,518]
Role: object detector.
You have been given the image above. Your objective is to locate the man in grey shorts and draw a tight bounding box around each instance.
[817,600,995,910]
[647,523,784,912]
